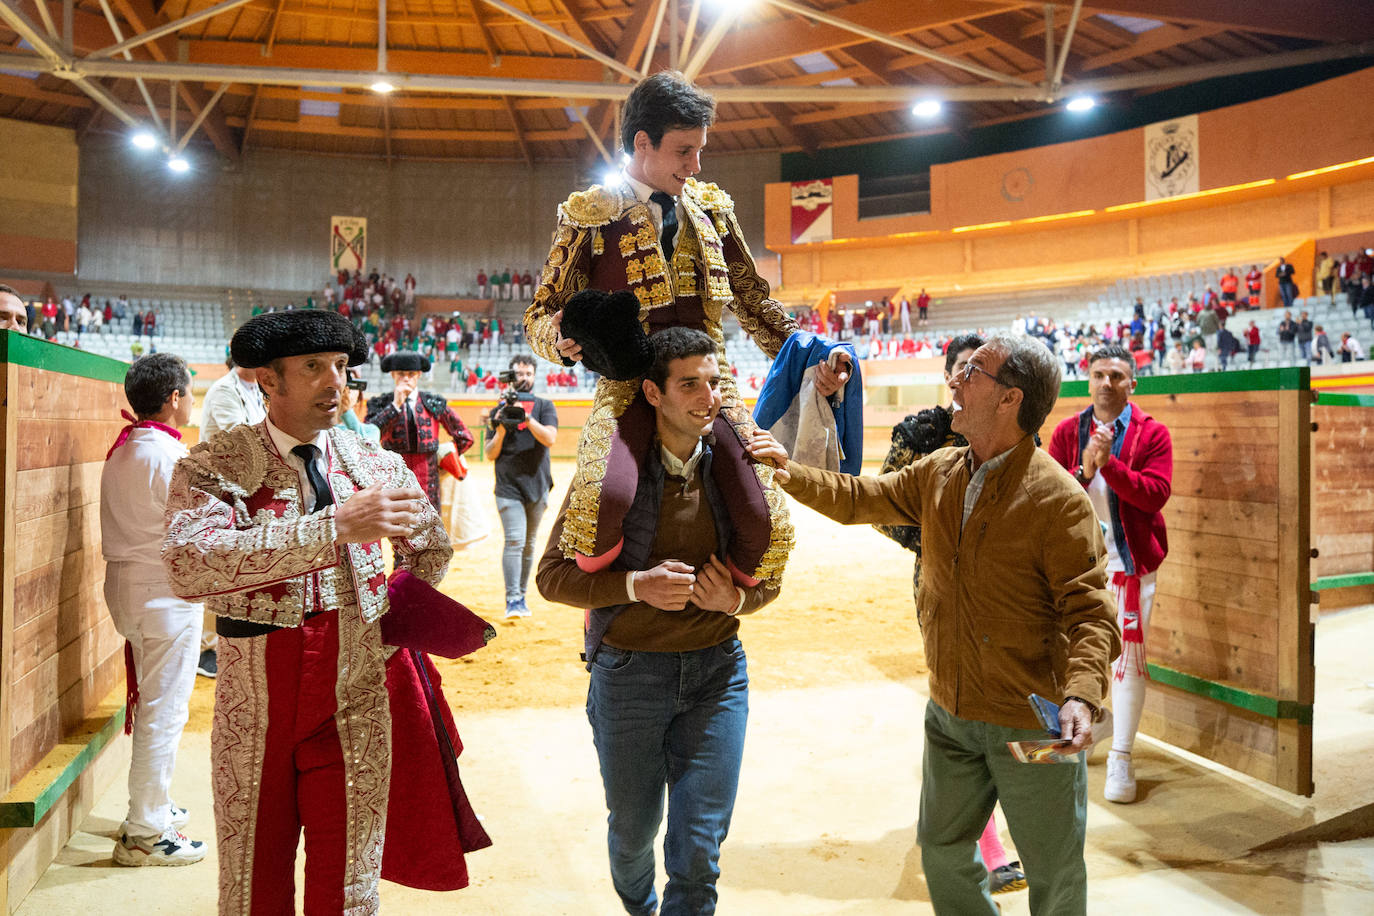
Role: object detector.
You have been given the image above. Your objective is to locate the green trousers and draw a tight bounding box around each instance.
[917,700,1088,915]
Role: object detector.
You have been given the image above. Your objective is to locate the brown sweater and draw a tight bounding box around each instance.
[537,471,778,652]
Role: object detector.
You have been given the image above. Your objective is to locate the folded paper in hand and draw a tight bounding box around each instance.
[382,569,496,658]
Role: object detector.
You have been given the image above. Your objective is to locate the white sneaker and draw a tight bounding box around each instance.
[1104,750,1137,803]
[113,827,207,866]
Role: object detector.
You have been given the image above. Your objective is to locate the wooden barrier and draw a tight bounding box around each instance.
[0,331,130,910]
[1042,368,1313,796]
[1311,392,1374,609]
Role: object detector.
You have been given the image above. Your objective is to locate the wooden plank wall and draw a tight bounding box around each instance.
[1312,403,1374,581]
[1042,377,1313,794]
[1,345,130,910]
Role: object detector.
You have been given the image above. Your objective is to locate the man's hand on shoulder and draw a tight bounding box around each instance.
[632,559,695,611]
[746,429,791,483]
[334,484,427,544]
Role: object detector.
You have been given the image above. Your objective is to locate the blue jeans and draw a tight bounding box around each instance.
[495,495,547,603]
[586,638,749,916]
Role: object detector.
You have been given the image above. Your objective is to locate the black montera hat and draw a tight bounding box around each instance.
[381,351,431,373]
[559,288,653,381]
[230,311,368,368]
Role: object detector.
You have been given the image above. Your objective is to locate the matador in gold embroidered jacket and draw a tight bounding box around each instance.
[163,422,458,914]
[525,177,797,587]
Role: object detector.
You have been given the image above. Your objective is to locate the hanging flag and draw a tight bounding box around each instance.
[331,216,368,273]
[790,179,833,244]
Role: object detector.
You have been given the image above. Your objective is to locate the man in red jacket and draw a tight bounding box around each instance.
[1048,344,1172,805]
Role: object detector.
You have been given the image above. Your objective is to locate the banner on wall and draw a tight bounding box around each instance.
[1144,115,1199,201]
[790,179,833,244]
[330,216,367,273]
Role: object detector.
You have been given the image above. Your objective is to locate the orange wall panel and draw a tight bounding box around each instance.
[821,240,964,286]
[971,220,1131,273]
[1330,178,1374,229]
[1136,192,1320,255]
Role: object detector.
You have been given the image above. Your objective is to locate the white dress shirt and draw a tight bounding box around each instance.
[265,419,333,510]
[101,426,189,581]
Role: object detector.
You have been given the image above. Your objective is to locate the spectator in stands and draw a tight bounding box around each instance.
[1167,342,1186,373]
[101,352,207,866]
[1276,257,1298,310]
[917,288,930,325]
[499,267,512,299]
[0,284,27,332]
[1245,321,1262,364]
[1358,275,1374,329]
[1296,311,1315,363]
[1277,311,1297,361]
[1219,268,1239,308]
[1317,251,1336,303]
[898,296,911,334]
[1186,339,1207,372]
[477,268,488,298]
[521,269,534,301]
[336,367,381,443]
[1049,344,1172,806]
[103,299,114,329]
[76,300,92,335]
[41,297,58,338]
[1340,332,1365,362]
[1151,323,1167,369]
[865,301,880,340]
[404,272,416,307]
[1312,325,1335,364]
[1216,324,1241,372]
[131,339,144,359]
[1197,304,1220,367]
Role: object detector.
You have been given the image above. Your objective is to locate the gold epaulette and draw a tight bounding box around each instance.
[684,178,734,215]
[559,184,632,228]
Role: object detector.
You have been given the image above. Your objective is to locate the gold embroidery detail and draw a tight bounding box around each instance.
[592,230,604,256]
[212,636,270,916]
[561,185,627,228]
[618,232,638,257]
[335,613,391,912]
[558,378,640,558]
[625,258,644,284]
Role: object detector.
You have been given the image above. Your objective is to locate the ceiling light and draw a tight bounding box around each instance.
[370,80,395,94]
[911,100,943,119]
[131,130,157,150]
[1065,96,1095,113]
[167,155,190,173]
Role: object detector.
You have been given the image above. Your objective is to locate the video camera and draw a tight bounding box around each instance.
[491,370,527,428]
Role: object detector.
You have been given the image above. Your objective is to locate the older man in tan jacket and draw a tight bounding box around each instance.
[750,334,1119,916]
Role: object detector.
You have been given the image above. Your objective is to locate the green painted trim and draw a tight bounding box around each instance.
[1314,392,1374,408]
[0,330,129,385]
[0,706,126,828]
[1312,572,1374,591]
[1147,663,1312,725]
[1060,367,1307,399]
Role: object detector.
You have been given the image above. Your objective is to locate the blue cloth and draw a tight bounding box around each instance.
[337,409,381,444]
[753,330,863,475]
[586,638,749,916]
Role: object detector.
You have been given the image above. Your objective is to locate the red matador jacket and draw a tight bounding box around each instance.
[525,177,797,587]
[161,422,489,895]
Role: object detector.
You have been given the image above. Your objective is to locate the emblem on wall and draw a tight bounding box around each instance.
[1000,166,1034,202]
[1144,115,1199,201]
[331,215,367,273]
[790,179,833,243]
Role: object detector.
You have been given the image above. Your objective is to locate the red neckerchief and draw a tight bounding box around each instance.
[105,409,182,459]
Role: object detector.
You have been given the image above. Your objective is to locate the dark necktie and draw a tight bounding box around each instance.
[650,191,678,262]
[291,444,334,512]
[405,399,419,451]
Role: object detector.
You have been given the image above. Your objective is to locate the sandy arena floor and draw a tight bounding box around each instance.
[16,460,1374,914]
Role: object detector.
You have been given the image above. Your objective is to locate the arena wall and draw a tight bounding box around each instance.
[73,145,780,295]
[762,67,1374,305]
[0,333,130,910]
[0,119,79,276]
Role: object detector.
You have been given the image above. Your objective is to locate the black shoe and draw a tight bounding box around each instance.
[196,649,217,679]
[990,861,1026,895]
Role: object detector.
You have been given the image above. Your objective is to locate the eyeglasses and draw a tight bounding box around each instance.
[960,361,1006,386]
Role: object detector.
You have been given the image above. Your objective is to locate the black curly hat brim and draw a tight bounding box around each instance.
[381,351,431,373]
[230,311,369,368]
[561,288,654,381]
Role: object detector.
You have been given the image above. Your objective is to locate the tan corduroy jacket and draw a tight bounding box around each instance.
[782,435,1120,730]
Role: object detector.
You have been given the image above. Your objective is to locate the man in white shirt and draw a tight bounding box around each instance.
[194,355,268,677]
[101,352,207,866]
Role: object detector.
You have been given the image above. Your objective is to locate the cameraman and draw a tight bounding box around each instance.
[484,354,557,619]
